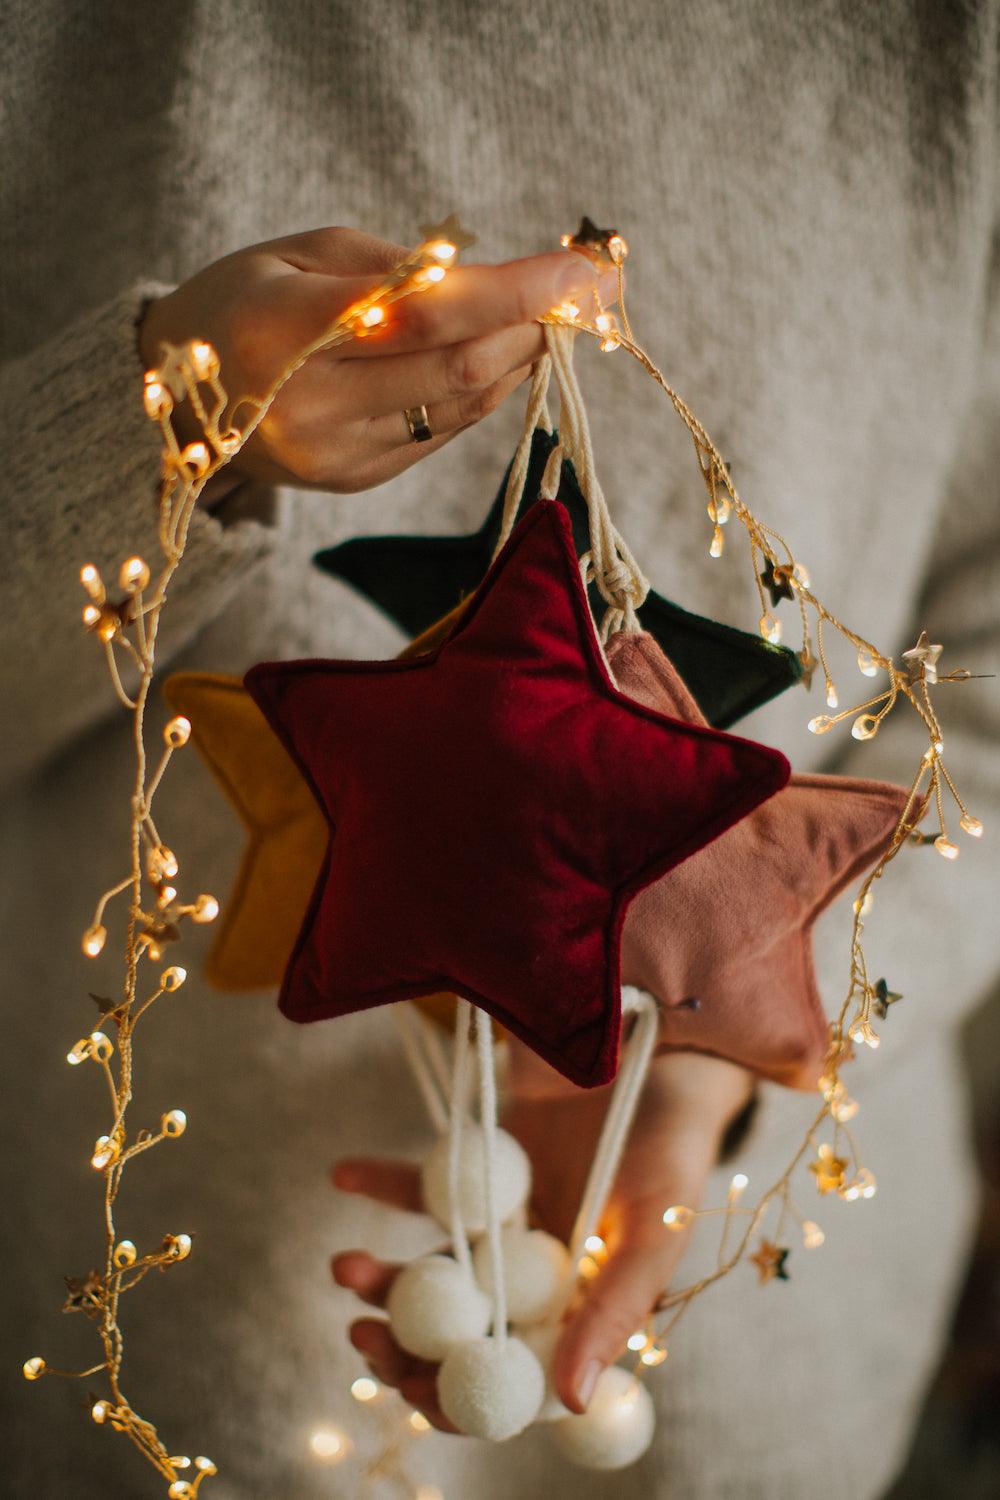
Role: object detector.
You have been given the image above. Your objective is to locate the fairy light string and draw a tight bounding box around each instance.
[25,215,985,1495]
[23,222,474,1498]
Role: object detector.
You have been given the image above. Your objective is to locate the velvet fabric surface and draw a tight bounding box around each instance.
[246,501,790,1087]
[315,427,802,730]
[612,632,911,1089]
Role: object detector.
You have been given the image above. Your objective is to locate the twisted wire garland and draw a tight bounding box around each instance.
[23,226,470,1498]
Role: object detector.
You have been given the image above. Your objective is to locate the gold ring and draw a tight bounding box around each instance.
[404,405,433,443]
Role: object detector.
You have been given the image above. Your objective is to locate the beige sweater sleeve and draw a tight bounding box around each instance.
[0,280,278,794]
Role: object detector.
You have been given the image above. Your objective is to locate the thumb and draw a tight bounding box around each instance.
[551,1205,692,1415]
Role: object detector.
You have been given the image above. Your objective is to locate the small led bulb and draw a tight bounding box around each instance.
[934,835,959,861]
[194,1458,217,1475]
[157,884,177,910]
[351,1376,380,1402]
[960,814,984,838]
[164,715,191,748]
[82,924,107,958]
[310,1427,349,1459]
[853,889,874,917]
[161,965,187,991]
[801,1221,825,1249]
[192,893,220,923]
[729,1172,749,1198]
[91,1135,120,1170]
[808,715,833,735]
[793,561,811,588]
[113,1240,138,1269]
[662,1204,694,1231]
[825,682,839,709]
[641,1345,668,1367]
[168,1484,194,1500]
[82,603,102,629]
[427,239,457,263]
[163,1232,193,1260]
[67,1038,91,1065]
[119,556,150,592]
[189,340,218,380]
[91,1400,110,1425]
[23,1357,45,1381]
[759,612,782,644]
[626,1332,647,1352]
[89,1030,113,1063]
[608,233,629,262]
[851,714,878,741]
[857,647,879,677]
[709,526,724,558]
[180,442,211,476]
[142,380,173,420]
[856,1168,877,1199]
[408,1410,431,1434]
[159,847,180,880]
[417,264,446,284]
[359,305,385,328]
[162,1109,187,1137]
[595,312,613,334]
[831,1093,859,1123]
[79,563,104,601]
[583,1234,606,1256]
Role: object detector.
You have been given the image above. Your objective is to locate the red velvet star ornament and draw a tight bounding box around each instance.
[612,632,910,1089]
[245,502,790,1087]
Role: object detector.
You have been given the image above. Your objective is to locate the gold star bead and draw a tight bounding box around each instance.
[901,630,943,685]
[799,649,817,689]
[750,1240,791,1284]
[809,1143,849,1195]
[418,214,477,254]
[562,215,625,267]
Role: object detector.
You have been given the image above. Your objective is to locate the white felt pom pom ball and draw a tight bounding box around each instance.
[550,1365,656,1470]
[386,1255,491,1361]
[421,1124,531,1236]
[437,1335,545,1441]
[473,1226,572,1324]
[515,1322,572,1422]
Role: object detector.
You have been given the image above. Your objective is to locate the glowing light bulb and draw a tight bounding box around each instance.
[641,1345,668,1366]
[851,714,878,741]
[310,1428,348,1461]
[82,603,102,629]
[793,561,811,587]
[119,556,150,592]
[181,442,210,476]
[189,340,218,379]
[729,1172,749,1198]
[759,612,782,644]
[934,835,959,861]
[192,893,220,923]
[427,239,457,263]
[857,647,879,677]
[556,300,580,320]
[825,682,839,709]
[808,715,833,735]
[143,380,172,419]
[80,563,104,599]
[159,847,180,879]
[662,1204,694,1231]
[802,1221,825,1249]
[560,233,573,247]
[599,331,621,352]
[408,1410,431,1433]
[113,1240,137,1268]
[67,1039,90,1065]
[168,1485,194,1500]
[162,965,187,991]
[162,1108,187,1137]
[88,1031,113,1062]
[709,527,724,558]
[626,1331,647,1351]
[583,1234,606,1255]
[194,1457,217,1474]
[960,814,983,838]
[91,1399,110,1424]
[853,889,874,916]
[164,1232,192,1260]
[91,1135,119,1171]
[848,1018,880,1050]
[359,305,385,328]
[82,924,107,958]
[157,885,178,909]
[857,1168,877,1199]
[608,234,629,261]
[831,1094,859,1123]
[595,312,612,334]
[417,264,446,285]
[164,715,191,748]
[350,1376,379,1402]
[168,1458,192,1471]
[22,1357,45,1380]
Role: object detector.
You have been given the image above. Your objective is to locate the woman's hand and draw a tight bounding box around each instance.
[331,1038,754,1432]
[139,226,603,497]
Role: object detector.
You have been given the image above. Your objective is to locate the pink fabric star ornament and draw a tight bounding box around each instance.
[612,632,910,1089]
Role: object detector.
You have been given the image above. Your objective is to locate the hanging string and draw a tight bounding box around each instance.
[492,356,554,561]
[475,1006,508,1345]
[391,1007,448,1134]
[447,1000,475,1279]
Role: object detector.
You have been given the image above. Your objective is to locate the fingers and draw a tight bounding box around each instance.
[331,1250,399,1309]
[331,324,546,419]
[349,1319,458,1434]
[270,250,599,365]
[331,1158,424,1212]
[552,1203,691,1415]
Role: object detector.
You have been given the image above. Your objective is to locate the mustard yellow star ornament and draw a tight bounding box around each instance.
[750,1240,791,1284]
[809,1143,849,1195]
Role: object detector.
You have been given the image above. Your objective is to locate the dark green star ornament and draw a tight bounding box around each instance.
[872,978,903,1020]
[759,555,795,608]
[314,428,803,728]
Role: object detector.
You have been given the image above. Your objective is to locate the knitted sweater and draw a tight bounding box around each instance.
[2,2,998,1496]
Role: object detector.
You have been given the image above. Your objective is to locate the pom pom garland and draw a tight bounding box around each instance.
[386,1255,491,1362]
[472,1227,572,1325]
[436,1335,546,1441]
[421,1123,530,1238]
[550,1365,656,1471]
